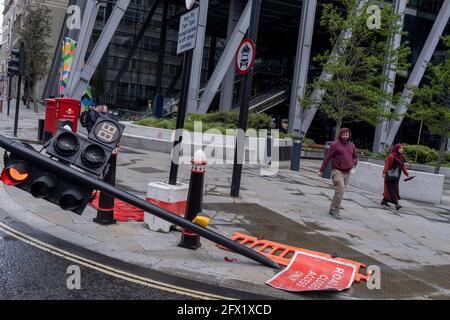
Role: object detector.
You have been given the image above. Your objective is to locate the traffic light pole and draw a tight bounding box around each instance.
[7,76,12,116]
[0,133,280,269]
[94,152,117,225]
[230,0,261,198]
[13,74,22,137]
[169,50,193,185]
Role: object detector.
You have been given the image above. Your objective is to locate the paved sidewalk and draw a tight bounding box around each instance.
[0,99,45,141]
[1,108,450,299]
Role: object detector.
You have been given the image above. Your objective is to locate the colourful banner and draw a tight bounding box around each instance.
[81,83,94,111]
[59,37,77,96]
[58,37,95,110]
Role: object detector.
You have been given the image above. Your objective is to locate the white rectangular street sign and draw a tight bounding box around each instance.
[177,7,199,55]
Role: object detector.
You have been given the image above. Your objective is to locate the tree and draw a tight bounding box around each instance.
[409,36,450,174]
[304,0,410,139]
[19,0,52,113]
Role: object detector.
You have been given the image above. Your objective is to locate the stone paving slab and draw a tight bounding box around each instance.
[1,111,450,299]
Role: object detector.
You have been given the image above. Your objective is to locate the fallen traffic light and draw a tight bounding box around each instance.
[45,115,124,177]
[46,129,111,177]
[1,150,94,215]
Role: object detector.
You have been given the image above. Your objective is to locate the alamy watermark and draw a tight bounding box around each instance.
[367,265,381,290]
[66,265,81,290]
[367,4,381,30]
[169,121,280,176]
[66,5,82,30]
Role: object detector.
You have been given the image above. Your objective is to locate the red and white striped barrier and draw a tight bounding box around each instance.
[145,182,189,233]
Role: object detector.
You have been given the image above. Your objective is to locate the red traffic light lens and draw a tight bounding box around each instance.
[1,162,30,186]
[54,132,80,156]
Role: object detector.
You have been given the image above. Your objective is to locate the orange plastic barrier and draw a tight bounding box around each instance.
[90,192,144,222]
[219,233,371,282]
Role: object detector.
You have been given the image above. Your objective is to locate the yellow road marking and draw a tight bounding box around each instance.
[0,221,235,300]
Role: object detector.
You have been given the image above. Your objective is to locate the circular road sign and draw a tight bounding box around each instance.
[236,38,255,75]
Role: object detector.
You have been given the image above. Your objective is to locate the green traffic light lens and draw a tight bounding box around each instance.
[54,132,80,156]
[59,188,84,211]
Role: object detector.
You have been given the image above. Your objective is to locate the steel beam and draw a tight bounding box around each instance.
[197,0,252,114]
[69,0,132,100]
[187,0,209,113]
[156,0,170,95]
[65,0,100,97]
[288,0,317,134]
[299,0,368,137]
[42,0,81,99]
[220,0,243,111]
[373,0,407,153]
[385,0,450,147]
[105,0,161,97]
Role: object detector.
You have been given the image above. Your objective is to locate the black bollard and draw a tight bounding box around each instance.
[322,141,333,179]
[179,150,207,250]
[93,147,118,225]
[266,131,272,165]
[290,136,302,171]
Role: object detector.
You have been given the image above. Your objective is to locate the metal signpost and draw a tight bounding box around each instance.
[231,0,261,198]
[169,5,200,185]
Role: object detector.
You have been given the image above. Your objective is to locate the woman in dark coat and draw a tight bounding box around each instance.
[381,144,410,210]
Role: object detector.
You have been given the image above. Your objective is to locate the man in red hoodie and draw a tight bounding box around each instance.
[318,128,358,220]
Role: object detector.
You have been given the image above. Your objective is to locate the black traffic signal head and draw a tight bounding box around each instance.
[8,43,25,76]
[1,151,94,215]
[89,115,125,149]
[46,129,113,177]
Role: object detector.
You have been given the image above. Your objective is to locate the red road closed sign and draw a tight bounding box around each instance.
[267,251,358,292]
[236,38,255,75]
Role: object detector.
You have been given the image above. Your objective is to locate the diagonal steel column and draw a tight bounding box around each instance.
[385,0,450,148]
[69,0,132,100]
[197,0,252,114]
[155,0,170,95]
[65,0,100,97]
[299,0,368,137]
[373,0,407,153]
[42,0,81,99]
[220,0,243,111]
[187,0,209,113]
[288,0,317,134]
[106,0,161,97]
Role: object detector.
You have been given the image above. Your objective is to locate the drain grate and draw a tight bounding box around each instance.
[129,167,165,174]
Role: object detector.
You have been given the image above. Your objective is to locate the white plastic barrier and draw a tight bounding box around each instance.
[144,182,189,233]
[349,162,444,204]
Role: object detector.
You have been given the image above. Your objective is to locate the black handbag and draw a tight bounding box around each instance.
[387,167,400,181]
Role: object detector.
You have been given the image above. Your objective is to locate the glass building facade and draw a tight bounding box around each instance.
[88,0,224,112]
[86,0,449,147]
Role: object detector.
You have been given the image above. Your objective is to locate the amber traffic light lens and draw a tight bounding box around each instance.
[30,174,59,198]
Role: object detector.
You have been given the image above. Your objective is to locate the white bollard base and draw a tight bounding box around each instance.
[145,182,189,233]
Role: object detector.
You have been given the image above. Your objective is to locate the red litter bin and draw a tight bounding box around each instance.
[43,99,58,143]
[56,98,81,133]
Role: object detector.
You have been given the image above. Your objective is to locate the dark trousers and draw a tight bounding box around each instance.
[385,179,400,204]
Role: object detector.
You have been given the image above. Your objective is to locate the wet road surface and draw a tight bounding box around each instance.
[0,228,191,300]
